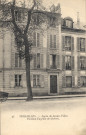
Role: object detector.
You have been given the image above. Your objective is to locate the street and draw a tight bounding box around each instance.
[1,97,86,135]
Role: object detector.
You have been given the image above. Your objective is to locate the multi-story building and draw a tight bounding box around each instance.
[0,5,86,96]
[61,17,86,94]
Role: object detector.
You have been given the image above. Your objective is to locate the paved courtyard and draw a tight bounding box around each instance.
[1,97,86,135]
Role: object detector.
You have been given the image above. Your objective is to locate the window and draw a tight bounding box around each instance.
[50,17,56,27]
[15,53,22,67]
[50,55,56,69]
[33,75,40,87]
[80,38,85,52]
[33,53,41,69]
[33,32,40,47]
[65,56,71,70]
[15,75,22,87]
[62,36,74,51]
[77,38,85,52]
[81,76,86,87]
[80,57,86,70]
[50,35,56,48]
[66,20,73,28]
[65,36,71,50]
[66,76,72,87]
[15,11,21,21]
[33,15,40,25]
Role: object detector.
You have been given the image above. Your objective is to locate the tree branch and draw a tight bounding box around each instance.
[24,0,36,34]
[10,0,22,34]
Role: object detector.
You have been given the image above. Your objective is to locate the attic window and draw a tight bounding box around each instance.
[66,20,73,28]
[15,10,21,21]
[50,17,56,27]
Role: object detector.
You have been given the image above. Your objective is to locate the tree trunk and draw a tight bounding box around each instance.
[24,35,33,101]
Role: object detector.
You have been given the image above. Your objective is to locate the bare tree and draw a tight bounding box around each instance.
[0,0,47,101]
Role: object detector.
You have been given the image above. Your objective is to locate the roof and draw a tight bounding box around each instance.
[61,17,86,32]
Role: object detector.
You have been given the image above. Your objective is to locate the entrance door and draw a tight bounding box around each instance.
[50,75,57,93]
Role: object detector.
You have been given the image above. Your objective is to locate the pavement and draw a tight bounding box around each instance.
[7,94,86,100]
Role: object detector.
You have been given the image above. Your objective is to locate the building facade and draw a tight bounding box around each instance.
[0,6,86,96]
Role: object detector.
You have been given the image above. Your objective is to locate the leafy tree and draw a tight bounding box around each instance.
[0,0,46,101]
[0,0,60,101]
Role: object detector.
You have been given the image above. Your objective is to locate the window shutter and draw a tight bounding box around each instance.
[31,74,33,87]
[23,74,27,87]
[47,54,50,69]
[40,54,43,68]
[30,58,34,69]
[15,53,18,67]
[50,35,52,48]
[50,55,52,68]
[78,77,81,87]
[71,56,74,70]
[10,75,15,88]
[33,32,36,46]
[57,55,60,69]
[77,56,80,70]
[85,38,86,52]
[71,37,74,51]
[62,36,65,50]
[72,76,75,87]
[37,33,40,47]
[77,37,80,51]
[19,58,22,67]
[41,75,44,87]
[54,35,56,48]
[33,54,36,68]
[62,55,65,70]
[12,52,15,68]
[62,75,66,87]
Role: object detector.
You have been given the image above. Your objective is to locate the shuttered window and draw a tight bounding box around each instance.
[33,32,40,47]
[50,55,56,69]
[62,56,74,70]
[80,56,86,70]
[33,53,43,69]
[62,36,74,51]
[50,35,56,48]
[15,53,22,67]
[33,75,44,88]
[77,38,85,52]
[65,56,71,70]
[62,76,75,88]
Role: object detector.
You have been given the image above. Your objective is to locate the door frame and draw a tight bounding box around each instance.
[48,73,59,95]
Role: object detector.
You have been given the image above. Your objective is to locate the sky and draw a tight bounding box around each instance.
[42,0,86,24]
[2,0,86,24]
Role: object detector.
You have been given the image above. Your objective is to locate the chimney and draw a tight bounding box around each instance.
[77,12,80,25]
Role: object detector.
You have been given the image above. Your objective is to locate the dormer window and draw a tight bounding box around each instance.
[63,17,73,28]
[66,20,73,28]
